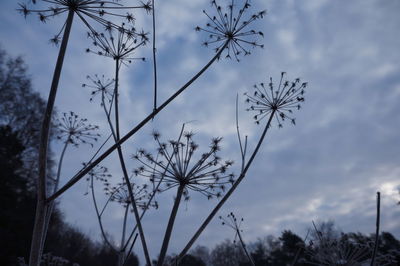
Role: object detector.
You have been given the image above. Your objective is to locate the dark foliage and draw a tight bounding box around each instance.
[0,46,53,190]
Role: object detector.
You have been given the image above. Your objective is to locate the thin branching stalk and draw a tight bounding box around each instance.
[118,202,130,266]
[122,233,139,266]
[90,176,118,252]
[40,136,70,253]
[236,228,255,266]
[46,41,229,203]
[236,94,247,172]
[30,10,74,266]
[157,185,185,266]
[122,160,171,252]
[152,0,157,112]
[371,191,381,266]
[112,58,152,265]
[177,110,276,261]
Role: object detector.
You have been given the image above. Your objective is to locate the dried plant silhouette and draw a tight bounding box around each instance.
[85,21,152,264]
[133,127,234,265]
[13,1,317,266]
[88,170,155,266]
[219,212,255,265]
[177,72,307,262]
[17,1,151,264]
[40,111,100,254]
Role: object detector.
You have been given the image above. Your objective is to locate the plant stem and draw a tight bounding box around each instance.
[113,59,152,265]
[46,41,228,203]
[237,229,255,266]
[177,110,276,261]
[118,203,130,266]
[152,0,157,112]
[90,177,117,252]
[157,185,184,266]
[29,9,74,266]
[371,191,381,266]
[40,138,70,253]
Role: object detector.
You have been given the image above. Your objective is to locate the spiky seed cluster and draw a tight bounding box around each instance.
[83,164,111,182]
[86,23,148,64]
[82,74,114,103]
[245,72,307,127]
[56,111,100,147]
[133,130,235,201]
[103,180,157,210]
[195,0,265,61]
[219,212,244,243]
[17,0,152,45]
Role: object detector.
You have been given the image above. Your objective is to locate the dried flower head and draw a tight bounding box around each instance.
[103,180,157,210]
[17,0,151,45]
[83,164,111,182]
[244,72,307,127]
[55,111,100,147]
[82,74,114,103]
[196,0,265,61]
[86,23,148,64]
[133,130,235,201]
[219,212,244,243]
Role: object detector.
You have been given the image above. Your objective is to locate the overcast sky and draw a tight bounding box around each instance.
[1,0,400,264]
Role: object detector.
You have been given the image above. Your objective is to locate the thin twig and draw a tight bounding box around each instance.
[371,191,380,266]
[152,0,158,112]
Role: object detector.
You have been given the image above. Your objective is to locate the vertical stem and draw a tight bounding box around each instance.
[371,191,380,266]
[90,177,117,251]
[178,110,275,261]
[237,229,255,266]
[152,0,157,112]
[118,203,130,266]
[29,9,74,266]
[40,139,70,253]
[113,59,152,265]
[157,185,184,266]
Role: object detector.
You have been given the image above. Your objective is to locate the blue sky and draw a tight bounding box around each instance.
[1,0,400,263]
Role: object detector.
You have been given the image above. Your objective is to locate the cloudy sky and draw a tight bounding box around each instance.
[1,0,400,263]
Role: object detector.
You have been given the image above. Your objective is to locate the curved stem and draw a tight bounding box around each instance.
[177,110,276,261]
[29,10,74,266]
[40,138,70,253]
[90,176,117,252]
[46,41,228,204]
[157,185,184,266]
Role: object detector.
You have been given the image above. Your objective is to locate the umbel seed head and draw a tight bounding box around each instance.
[245,72,307,127]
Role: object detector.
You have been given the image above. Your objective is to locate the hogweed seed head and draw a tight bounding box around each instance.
[55,111,100,147]
[219,212,245,244]
[82,74,114,103]
[103,179,157,210]
[86,23,148,64]
[83,164,111,183]
[196,0,266,61]
[17,0,150,46]
[133,129,235,201]
[244,72,307,127]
